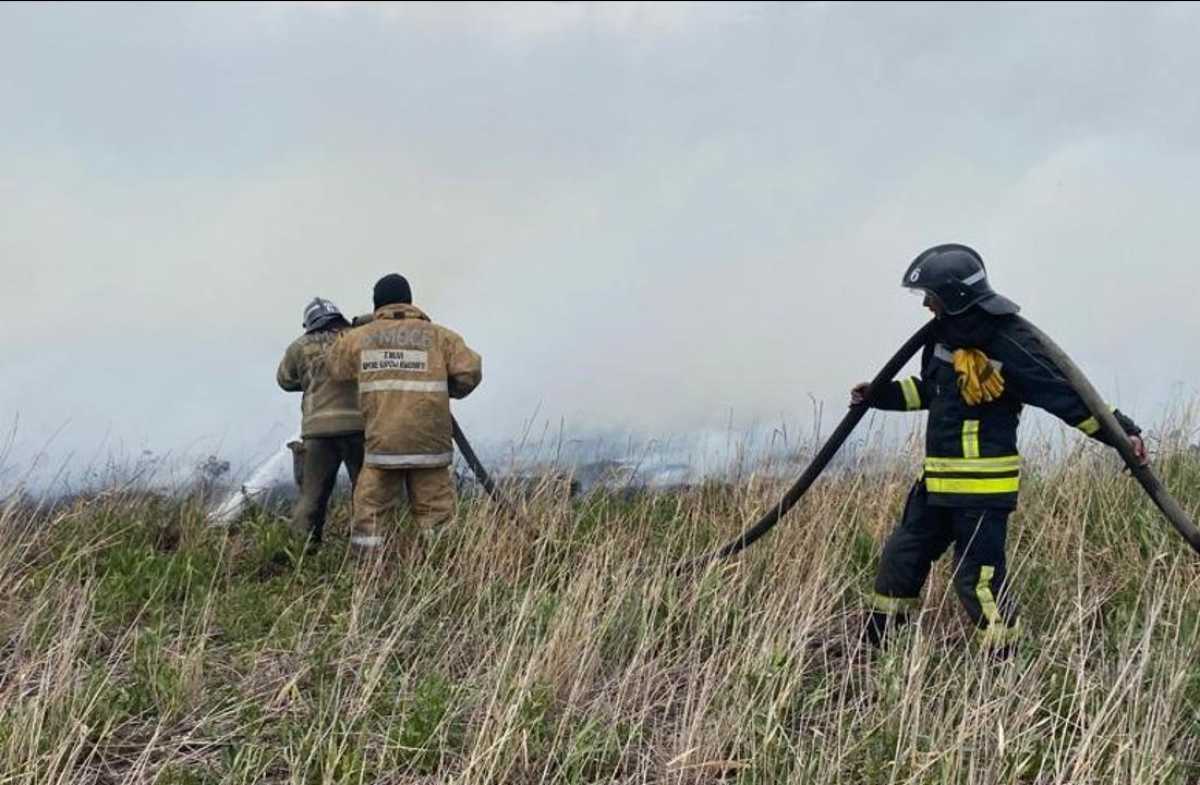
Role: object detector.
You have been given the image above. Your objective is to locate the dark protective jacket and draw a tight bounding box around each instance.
[277,327,365,438]
[871,312,1140,510]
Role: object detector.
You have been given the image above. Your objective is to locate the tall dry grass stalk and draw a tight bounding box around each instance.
[0,421,1199,784]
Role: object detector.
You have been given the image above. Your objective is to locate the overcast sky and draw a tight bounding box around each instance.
[3,1,1200,485]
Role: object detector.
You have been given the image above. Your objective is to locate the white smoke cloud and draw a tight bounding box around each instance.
[3,2,1200,487]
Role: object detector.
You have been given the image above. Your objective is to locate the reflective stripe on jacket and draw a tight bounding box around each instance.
[277,328,365,438]
[871,315,1140,509]
[327,303,481,469]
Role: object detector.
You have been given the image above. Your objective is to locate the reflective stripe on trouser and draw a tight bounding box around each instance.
[869,593,920,614]
[971,565,1022,648]
[351,464,456,547]
[290,434,364,542]
[872,482,1019,646]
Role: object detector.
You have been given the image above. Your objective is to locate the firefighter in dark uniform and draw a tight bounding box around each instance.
[851,244,1148,653]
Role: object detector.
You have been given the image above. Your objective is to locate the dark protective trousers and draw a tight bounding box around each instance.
[868,482,1020,650]
[290,434,365,543]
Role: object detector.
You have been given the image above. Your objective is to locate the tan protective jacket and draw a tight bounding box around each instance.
[277,327,366,438]
[328,303,481,469]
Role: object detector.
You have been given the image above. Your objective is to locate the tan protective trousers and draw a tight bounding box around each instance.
[350,465,455,549]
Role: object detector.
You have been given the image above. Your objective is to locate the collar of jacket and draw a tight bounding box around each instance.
[374,303,431,322]
[935,307,1001,350]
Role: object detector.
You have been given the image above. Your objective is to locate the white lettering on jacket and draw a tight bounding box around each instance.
[361,349,429,373]
[362,328,433,350]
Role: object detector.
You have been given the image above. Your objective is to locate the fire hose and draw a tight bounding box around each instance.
[1015,317,1200,554]
[451,415,509,511]
[682,317,1200,570]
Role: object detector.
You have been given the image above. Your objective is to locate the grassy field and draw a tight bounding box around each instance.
[2,428,1200,784]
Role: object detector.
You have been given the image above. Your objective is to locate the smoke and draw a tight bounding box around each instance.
[4,2,1200,487]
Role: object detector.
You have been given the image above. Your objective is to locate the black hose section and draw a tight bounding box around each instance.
[679,320,937,572]
[451,415,510,509]
[1015,317,1200,556]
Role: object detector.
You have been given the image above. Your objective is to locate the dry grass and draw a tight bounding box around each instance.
[1,425,1200,784]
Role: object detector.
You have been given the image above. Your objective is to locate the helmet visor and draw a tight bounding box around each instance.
[907,286,945,313]
[907,286,936,303]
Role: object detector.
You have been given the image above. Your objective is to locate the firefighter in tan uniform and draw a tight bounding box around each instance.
[277,298,365,548]
[328,274,482,551]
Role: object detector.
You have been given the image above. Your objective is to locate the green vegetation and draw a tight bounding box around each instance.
[1,435,1199,783]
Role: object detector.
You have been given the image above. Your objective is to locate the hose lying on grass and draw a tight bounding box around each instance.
[683,316,1200,571]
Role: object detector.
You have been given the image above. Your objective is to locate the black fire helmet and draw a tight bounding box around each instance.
[901,243,1020,316]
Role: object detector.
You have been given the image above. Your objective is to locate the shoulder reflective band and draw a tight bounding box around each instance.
[900,377,922,410]
[934,343,954,363]
[869,593,920,614]
[962,420,980,458]
[1077,405,1116,436]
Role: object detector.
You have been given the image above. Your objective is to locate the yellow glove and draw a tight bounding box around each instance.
[952,348,1005,406]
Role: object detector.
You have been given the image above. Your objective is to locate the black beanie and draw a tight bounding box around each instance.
[373,274,412,309]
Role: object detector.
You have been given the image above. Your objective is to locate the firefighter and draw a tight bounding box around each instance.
[277,298,366,549]
[327,274,482,553]
[851,244,1147,654]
